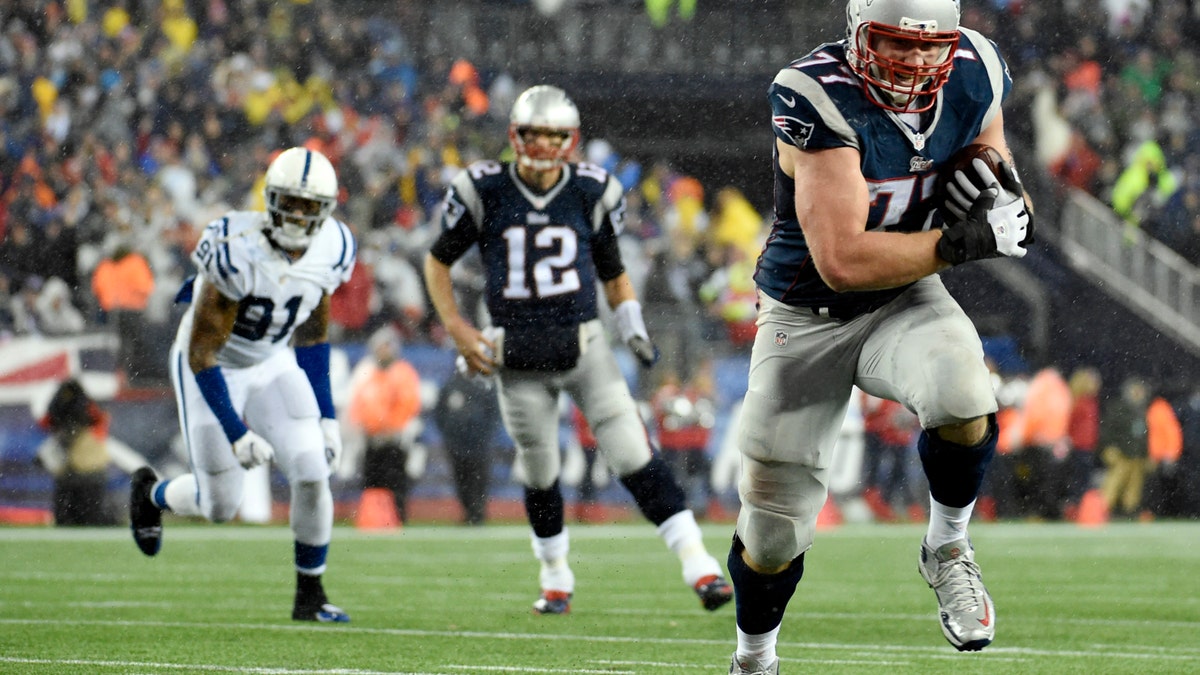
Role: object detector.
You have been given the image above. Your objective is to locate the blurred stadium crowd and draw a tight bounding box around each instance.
[5,1,1200,357]
[2,0,1200,522]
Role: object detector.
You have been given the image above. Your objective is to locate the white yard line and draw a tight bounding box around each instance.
[2,617,1199,665]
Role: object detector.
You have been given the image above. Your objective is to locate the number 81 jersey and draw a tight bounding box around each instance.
[431,160,627,329]
[176,211,356,368]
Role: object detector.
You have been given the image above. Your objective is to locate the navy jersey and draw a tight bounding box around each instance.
[756,28,1012,314]
[430,160,627,330]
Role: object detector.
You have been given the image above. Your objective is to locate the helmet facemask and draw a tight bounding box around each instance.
[853,22,957,113]
[508,125,580,171]
[845,0,961,114]
[265,190,335,251]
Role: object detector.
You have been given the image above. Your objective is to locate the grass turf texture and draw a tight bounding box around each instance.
[1,522,1197,674]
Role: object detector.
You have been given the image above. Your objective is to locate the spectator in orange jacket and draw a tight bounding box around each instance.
[91,244,155,385]
[347,325,423,522]
[1016,367,1073,519]
[1143,394,1184,518]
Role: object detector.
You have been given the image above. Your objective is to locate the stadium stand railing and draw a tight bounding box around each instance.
[1058,189,1200,354]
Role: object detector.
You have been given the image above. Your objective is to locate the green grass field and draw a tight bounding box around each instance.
[1,521,1197,674]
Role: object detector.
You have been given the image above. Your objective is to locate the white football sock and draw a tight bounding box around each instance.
[926,496,975,548]
[657,510,722,586]
[532,530,574,592]
[736,624,781,664]
[162,475,202,517]
[291,480,333,550]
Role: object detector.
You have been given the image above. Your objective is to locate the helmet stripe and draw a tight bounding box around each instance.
[300,150,312,188]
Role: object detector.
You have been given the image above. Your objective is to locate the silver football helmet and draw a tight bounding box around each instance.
[263,147,337,251]
[845,0,960,113]
[508,85,581,171]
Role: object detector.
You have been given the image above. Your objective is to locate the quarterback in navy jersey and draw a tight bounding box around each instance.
[128,147,354,624]
[425,85,732,616]
[727,1,1033,672]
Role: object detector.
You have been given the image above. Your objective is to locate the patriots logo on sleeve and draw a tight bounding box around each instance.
[442,191,467,231]
[772,115,815,149]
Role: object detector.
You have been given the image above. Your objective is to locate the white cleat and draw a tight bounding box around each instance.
[919,538,995,651]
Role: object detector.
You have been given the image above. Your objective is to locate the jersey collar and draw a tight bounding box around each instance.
[510,162,570,211]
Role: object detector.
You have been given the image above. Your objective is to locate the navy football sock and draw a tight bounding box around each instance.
[620,456,687,526]
[727,534,805,635]
[524,482,565,538]
[918,413,998,508]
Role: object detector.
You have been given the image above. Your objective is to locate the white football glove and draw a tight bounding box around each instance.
[320,418,342,473]
[985,197,1030,258]
[943,157,1023,222]
[942,158,1030,260]
[232,430,275,469]
[613,299,660,368]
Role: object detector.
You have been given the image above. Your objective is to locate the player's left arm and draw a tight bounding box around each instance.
[969,109,1035,247]
[294,293,342,469]
[966,34,1035,246]
[596,233,659,369]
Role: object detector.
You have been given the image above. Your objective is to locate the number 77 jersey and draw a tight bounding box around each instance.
[177,211,356,368]
[431,160,628,329]
[756,28,1011,314]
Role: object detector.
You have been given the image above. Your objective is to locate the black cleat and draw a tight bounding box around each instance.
[292,599,351,623]
[695,575,734,611]
[129,467,162,556]
[293,577,351,623]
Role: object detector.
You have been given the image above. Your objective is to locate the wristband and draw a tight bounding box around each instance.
[295,342,336,419]
[194,366,248,442]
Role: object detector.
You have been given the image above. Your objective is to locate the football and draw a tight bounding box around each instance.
[936,143,1006,198]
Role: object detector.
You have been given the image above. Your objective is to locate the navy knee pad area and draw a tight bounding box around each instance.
[619,456,687,526]
[918,414,997,508]
[727,534,805,635]
[524,482,565,538]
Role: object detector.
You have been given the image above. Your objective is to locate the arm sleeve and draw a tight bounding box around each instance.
[194,366,249,442]
[429,180,481,265]
[591,218,625,282]
[429,219,480,265]
[296,342,336,419]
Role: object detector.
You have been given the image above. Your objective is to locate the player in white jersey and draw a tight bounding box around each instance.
[129,147,356,623]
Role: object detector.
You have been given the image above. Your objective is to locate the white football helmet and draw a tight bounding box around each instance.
[845,0,960,113]
[508,85,580,171]
[263,147,337,251]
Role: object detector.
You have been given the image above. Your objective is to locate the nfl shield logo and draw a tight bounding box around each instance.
[774,330,788,347]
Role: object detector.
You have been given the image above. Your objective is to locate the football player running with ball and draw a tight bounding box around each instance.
[129,147,355,623]
[424,85,732,615]
[727,1,1033,672]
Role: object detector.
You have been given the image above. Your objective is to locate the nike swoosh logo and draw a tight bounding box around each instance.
[978,598,992,627]
[777,93,796,108]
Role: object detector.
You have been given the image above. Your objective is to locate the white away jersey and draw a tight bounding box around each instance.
[176,211,356,368]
